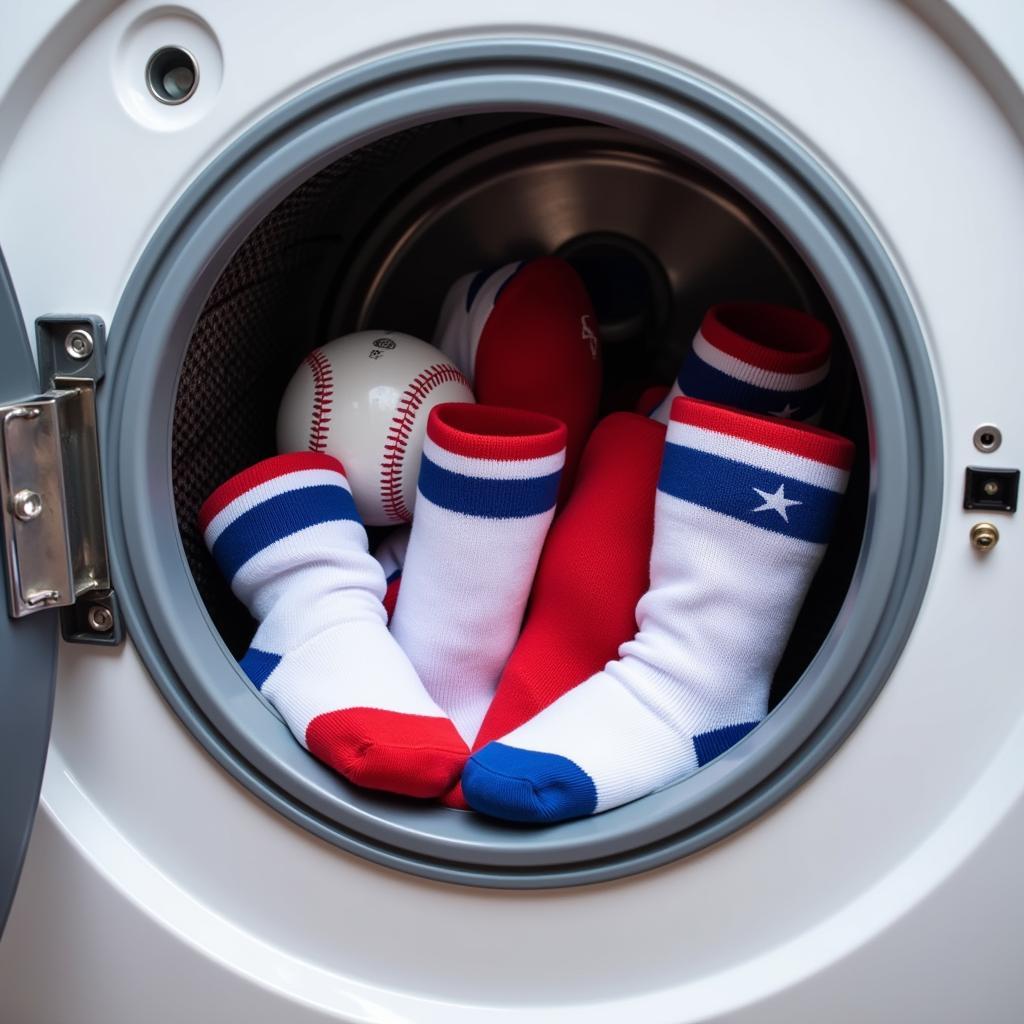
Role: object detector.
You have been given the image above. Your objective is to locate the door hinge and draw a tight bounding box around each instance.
[0,316,122,645]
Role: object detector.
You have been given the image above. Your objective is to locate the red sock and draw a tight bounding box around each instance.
[383,577,400,620]
[635,384,670,416]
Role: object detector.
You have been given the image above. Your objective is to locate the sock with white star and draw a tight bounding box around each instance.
[650,302,831,425]
[199,452,468,798]
[389,403,567,745]
[462,397,853,823]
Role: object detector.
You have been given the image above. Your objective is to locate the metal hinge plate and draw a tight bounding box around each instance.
[0,316,122,644]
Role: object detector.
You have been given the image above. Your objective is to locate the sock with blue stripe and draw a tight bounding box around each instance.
[199,452,468,798]
[650,302,831,425]
[463,397,854,822]
[389,403,567,745]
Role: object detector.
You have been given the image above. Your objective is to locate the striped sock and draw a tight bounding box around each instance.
[199,452,468,798]
[463,397,853,823]
[389,403,566,745]
[650,302,831,424]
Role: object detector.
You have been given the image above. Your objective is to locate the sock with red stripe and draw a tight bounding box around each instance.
[199,453,468,798]
[434,256,600,499]
[650,302,831,424]
[389,403,567,745]
[463,397,853,822]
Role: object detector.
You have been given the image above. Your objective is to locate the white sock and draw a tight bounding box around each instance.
[389,403,566,744]
[463,397,853,822]
[199,452,468,797]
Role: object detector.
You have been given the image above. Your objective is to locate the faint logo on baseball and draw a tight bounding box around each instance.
[369,336,397,359]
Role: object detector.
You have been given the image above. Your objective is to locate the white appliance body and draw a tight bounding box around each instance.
[1,1,1023,1021]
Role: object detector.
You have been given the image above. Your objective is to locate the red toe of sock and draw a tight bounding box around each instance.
[307,707,469,798]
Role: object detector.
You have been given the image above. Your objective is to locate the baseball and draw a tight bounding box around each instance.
[277,331,474,525]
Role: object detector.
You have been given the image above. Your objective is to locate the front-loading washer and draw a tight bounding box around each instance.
[0,1,1022,1020]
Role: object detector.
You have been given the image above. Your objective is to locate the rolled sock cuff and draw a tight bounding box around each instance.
[426,403,567,462]
[198,452,357,582]
[670,397,854,472]
[418,404,567,520]
[700,302,831,379]
[198,452,347,534]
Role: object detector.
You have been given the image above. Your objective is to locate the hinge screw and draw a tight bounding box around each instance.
[12,489,42,521]
[87,605,114,633]
[65,328,94,360]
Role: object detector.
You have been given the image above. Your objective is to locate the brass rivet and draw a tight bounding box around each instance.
[970,522,999,551]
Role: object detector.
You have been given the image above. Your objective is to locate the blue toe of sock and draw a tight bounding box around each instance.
[462,743,598,823]
[238,647,281,689]
[692,720,759,766]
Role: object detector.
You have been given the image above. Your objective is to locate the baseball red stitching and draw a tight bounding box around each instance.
[304,349,334,453]
[380,363,469,522]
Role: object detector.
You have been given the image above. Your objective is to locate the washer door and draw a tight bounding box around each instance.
[0,249,59,935]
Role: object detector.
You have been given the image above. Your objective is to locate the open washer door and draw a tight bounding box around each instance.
[0,249,59,935]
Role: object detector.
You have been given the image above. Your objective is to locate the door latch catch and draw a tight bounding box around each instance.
[1,380,111,623]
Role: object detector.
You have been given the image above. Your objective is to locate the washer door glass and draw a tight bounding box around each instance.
[0,248,59,935]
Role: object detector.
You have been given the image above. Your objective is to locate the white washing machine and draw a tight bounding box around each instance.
[1,1,1022,1020]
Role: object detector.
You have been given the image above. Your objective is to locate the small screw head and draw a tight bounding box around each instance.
[65,328,94,360]
[970,522,999,551]
[87,605,114,633]
[983,480,1000,496]
[973,425,1002,453]
[12,489,42,521]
